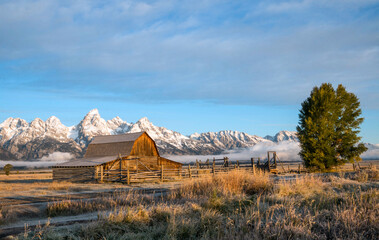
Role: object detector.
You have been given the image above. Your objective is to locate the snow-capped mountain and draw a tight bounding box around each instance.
[0,109,296,160]
[0,116,82,159]
[264,130,298,142]
[190,130,270,149]
[70,109,131,148]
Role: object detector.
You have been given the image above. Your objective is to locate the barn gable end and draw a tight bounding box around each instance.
[130,132,159,157]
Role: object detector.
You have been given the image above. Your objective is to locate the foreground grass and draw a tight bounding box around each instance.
[18,170,379,240]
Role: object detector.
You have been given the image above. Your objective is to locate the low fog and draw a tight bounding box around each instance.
[0,151,73,168]
[1,143,378,168]
[167,141,379,164]
[167,141,302,163]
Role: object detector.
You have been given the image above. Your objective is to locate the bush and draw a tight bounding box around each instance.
[3,164,13,176]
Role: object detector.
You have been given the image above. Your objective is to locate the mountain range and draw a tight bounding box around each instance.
[0,109,298,160]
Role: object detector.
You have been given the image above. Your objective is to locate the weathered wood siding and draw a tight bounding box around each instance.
[130,133,159,157]
[159,157,182,170]
[104,156,160,171]
[53,167,96,182]
[103,156,182,171]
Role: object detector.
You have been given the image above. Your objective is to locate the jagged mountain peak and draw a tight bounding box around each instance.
[0,109,302,160]
[46,116,63,126]
[30,118,44,128]
[190,130,268,150]
[0,117,28,129]
[265,130,298,142]
[137,117,150,123]
[86,108,100,116]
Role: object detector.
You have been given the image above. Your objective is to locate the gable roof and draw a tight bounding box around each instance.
[84,131,146,158]
[90,132,144,144]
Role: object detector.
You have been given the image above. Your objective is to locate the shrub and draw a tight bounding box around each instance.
[3,164,13,176]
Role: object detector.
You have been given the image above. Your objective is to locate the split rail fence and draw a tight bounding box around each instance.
[97,156,289,184]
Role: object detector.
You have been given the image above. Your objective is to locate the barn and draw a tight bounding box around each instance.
[52,131,182,182]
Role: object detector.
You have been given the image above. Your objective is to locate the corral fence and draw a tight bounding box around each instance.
[99,153,289,184]
[98,154,378,184]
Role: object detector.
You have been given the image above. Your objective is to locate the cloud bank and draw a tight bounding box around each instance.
[0,152,73,168]
[1,0,378,108]
[40,152,74,162]
[167,141,379,163]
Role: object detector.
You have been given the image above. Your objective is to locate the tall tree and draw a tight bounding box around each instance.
[297,83,367,170]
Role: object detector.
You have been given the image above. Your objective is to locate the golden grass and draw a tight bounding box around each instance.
[171,169,272,200]
[12,169,379,239]
[277,175,325,197]
[0,173,52,181]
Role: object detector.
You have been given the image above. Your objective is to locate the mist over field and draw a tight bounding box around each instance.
[167,141,379,163]
[1,143,378,168]
[0,151,73,168]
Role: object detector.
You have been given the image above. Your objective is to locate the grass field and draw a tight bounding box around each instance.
[1,165,378,240]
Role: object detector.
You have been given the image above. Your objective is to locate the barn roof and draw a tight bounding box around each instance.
[90,132,144,144]
[54,155,118,167]
[84,131,146,158]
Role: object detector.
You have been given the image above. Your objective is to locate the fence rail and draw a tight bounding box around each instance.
[95,156,377,184]
[97,157,273,184]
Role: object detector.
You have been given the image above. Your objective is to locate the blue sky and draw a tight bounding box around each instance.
[0,0,378,142]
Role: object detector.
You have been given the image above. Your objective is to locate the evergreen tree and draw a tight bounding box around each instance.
[297,83,367,170]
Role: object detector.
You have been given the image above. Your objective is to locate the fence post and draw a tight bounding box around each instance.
[95,166,99,180]
[119,154,122,182]
[100,165,103,182]
[251,158,255,175]
[188,165,192,179]
[237,160,240,170]
[161,165,164,182]
[127,160,130,185]
[298,164,301,174]
[212,158,216,177]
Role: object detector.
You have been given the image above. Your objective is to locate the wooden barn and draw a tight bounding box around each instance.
[53,131,182,182]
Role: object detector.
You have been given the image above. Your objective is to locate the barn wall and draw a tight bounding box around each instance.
[159,157,182,170]
[103,156,182,171]
[53,167,96,182]
[130,133,159,157]
[104,156,160,171]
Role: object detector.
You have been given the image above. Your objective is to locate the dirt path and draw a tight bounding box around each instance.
[0,212,100,238]
[0,183,179,239]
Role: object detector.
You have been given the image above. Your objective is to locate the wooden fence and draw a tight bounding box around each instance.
[96,156,377,184]
[99,158,274,184]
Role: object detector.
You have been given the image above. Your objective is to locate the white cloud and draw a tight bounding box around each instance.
[167,141,379,163]
[1,0,378,108]
[166,141,301,163]
[40,152,74,161]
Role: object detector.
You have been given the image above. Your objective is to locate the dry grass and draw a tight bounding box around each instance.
[0,181,132,198]
[15,169,379,239]
[0,173,52,181]
[47,190,153,217]
[277,175,325,197]
[171,169,272,200]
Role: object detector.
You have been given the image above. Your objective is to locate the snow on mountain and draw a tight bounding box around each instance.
[0,109,306,160]
[264,130,298,142]
[0,116,81,159]
[128,117,222,155]
[190,130,269,149]
[70,109,130,147]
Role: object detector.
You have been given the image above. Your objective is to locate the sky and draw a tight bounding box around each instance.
[0,0,378,143]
